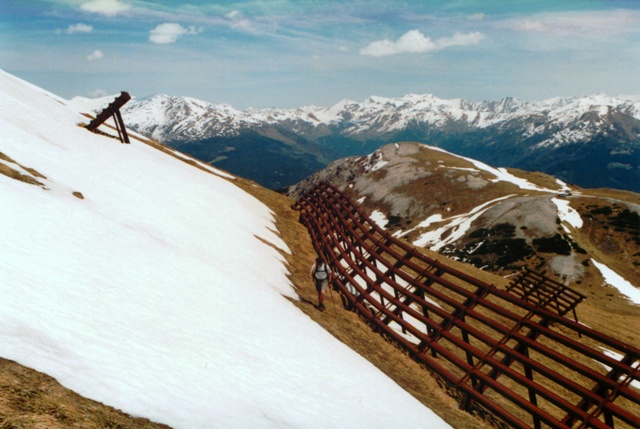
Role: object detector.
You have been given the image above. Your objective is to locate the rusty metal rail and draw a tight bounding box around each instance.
[294,183,640,429]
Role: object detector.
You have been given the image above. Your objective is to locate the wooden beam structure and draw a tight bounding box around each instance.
[294,183,640,429]
[86,91,131,144]
[507,269,586,323]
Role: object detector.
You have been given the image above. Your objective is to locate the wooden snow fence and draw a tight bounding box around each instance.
[293,182,640,429]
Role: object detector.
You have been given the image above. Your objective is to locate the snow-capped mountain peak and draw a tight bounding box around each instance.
[72,90,640,145]
[70,89,640,192]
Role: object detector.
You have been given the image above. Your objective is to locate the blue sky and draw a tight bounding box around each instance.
[2,0,640,108]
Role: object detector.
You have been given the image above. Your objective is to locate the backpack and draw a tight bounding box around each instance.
[314,262,328,280]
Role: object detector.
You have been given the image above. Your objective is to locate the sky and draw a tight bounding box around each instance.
[0,68,453,429]
[2,0,640,109]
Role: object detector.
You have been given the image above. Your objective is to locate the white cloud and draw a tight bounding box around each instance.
[468,13,485,21]
[506,9,640,35]
[149,23,201,44]
[360,30,485,57]
[437,32,486,49]
[81,0,131,17]
[225,10,254,32]
[67,23,93,34]
[360,30,435,57]
[511,19,554,33]
[87,89,109,98]
[86,50,104,62]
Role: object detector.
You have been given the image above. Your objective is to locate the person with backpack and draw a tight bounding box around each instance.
[311,257,332,311]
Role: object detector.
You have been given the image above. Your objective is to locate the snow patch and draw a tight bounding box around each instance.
[552,198,583,229]
[442,166,479,172]
[396,214,444,238]
[599,349,640,390]
[372,160,389,171]
[556,179,572,193]
[592,260,640,305]
[370,210,389,228]
[412,195,515,251]
[426,145,558,193]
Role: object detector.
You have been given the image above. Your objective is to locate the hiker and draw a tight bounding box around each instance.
[311,257,332,311]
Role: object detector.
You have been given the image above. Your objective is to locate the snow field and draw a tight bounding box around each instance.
[0,69,451,429]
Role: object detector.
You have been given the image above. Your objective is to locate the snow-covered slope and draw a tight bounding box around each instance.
[0,69,450,429]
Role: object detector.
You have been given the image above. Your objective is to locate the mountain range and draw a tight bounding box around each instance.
[74,92,640,191]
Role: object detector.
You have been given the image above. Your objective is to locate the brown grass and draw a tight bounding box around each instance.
[0,358,171,429]
[0,152,46,188]
[581,188,640,204]
[564,196,640,345]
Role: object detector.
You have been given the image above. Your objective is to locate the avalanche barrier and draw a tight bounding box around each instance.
[293,183,640,429]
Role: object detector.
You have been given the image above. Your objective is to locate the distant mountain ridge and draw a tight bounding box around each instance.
[72,92,640,191]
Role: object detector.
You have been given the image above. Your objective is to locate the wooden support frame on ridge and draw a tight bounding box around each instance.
[507,268,586,323]
[86,91,131,144]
